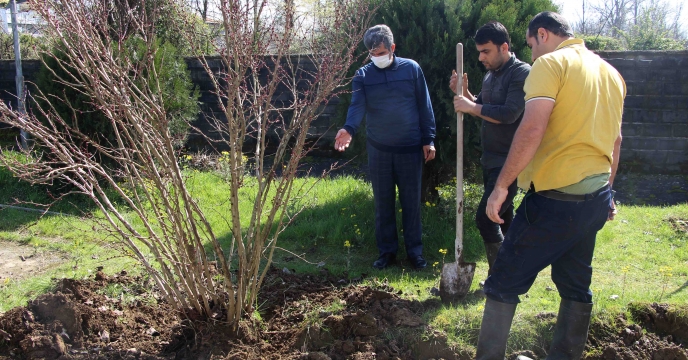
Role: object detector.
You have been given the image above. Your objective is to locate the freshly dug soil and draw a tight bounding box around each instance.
[0,268,455,359]
[0,268,686,360]
[585,304,688,360]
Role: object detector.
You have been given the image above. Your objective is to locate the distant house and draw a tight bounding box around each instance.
[0,0,44,35]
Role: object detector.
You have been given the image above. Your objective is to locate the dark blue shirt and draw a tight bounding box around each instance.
[343,56,436,153]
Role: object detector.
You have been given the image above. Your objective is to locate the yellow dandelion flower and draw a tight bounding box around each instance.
[425,201,431,207]
[433,262,439,267]
[344,240,351,248]
[439,249,448,255]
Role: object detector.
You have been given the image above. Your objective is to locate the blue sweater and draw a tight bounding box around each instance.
[343,56,436,153]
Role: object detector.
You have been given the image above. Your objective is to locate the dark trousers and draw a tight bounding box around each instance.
[484,186,612,304]
[367,143,424,258]
[476,166,518,244]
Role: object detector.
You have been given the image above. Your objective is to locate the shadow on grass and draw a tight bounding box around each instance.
[0,165,110,232]
[202,175,488,287]
[668,280,688,297]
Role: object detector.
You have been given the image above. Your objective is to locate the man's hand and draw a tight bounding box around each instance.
[449,70,470,97]
[486,186,508,224]
[334,129,352,152]
[608,199,617,221]
[454,95,476,115]
[423,145,436,163]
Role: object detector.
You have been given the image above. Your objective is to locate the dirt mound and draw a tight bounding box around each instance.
[0,268,454,359]
[629,303,688,346]
[0,271,180,359]
[586,307,688,360]
[2,268,687,359]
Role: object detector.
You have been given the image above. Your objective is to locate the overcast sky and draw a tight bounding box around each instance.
[556,0,688,34]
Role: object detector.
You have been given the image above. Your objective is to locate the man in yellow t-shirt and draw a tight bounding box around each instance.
[473,12,626,360]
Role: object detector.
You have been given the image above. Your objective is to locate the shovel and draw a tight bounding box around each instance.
[439,43,476,302]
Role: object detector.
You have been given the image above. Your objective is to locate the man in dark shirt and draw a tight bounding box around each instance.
[334,24,436,270]
[449,22,530,278]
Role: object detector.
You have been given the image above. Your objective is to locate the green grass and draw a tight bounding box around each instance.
[0,161,686,356]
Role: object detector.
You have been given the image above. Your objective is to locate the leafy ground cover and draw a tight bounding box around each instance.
[0,157,686,359]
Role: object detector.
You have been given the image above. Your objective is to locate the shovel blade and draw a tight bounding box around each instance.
[439,261,476,302]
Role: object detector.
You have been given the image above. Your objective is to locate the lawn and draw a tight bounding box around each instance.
[0,160,686,355]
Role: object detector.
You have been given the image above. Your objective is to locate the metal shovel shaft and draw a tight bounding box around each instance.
[439,43,476,302]
[455,46,464,260]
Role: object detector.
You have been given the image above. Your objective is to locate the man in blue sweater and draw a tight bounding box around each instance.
[334,24,437,270]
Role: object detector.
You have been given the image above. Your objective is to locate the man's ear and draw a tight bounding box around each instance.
[500,42,509,53]
[390,43,396,53]
[538,28,548,42]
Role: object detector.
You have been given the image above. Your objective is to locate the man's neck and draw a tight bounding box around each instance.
[494,53,513,72]
[552,36,575,50]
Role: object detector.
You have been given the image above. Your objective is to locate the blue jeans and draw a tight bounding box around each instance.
[476,167,518,244]
[367,143,424,258]
[484,186,612,304]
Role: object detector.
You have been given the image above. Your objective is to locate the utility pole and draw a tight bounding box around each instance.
[10,0,28,150]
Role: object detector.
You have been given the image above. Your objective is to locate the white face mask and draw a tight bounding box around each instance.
[371,53,393,69]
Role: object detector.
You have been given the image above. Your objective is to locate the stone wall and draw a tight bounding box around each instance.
[0,57,343,151]
[184,56,342,151]
[597,50,688,174]
[0,59,41,130]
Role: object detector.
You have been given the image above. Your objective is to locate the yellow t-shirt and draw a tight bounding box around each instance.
[519,39,626,191]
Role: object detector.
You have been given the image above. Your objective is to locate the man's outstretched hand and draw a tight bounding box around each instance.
[334,129,352,152]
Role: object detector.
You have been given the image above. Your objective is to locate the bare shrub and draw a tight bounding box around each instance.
[0,0,373,326]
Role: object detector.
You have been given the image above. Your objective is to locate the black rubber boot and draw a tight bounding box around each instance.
[485,241,502,275]
[479,241,502,287]
[546,299,593,360]
[475,298,518,360]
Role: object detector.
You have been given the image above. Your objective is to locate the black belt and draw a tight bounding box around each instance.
[530,184,610,202]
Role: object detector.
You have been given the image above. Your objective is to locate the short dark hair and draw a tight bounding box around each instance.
[363,25,394,51]
[474,21,511,50]
[527,11,574,41]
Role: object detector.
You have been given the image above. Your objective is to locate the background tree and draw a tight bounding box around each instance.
[572,0,686,50]
[335,0,559,199]
[0,32,42,59]
[34,0,203,170]
[0,0,373,328]
[190,0,210,21]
